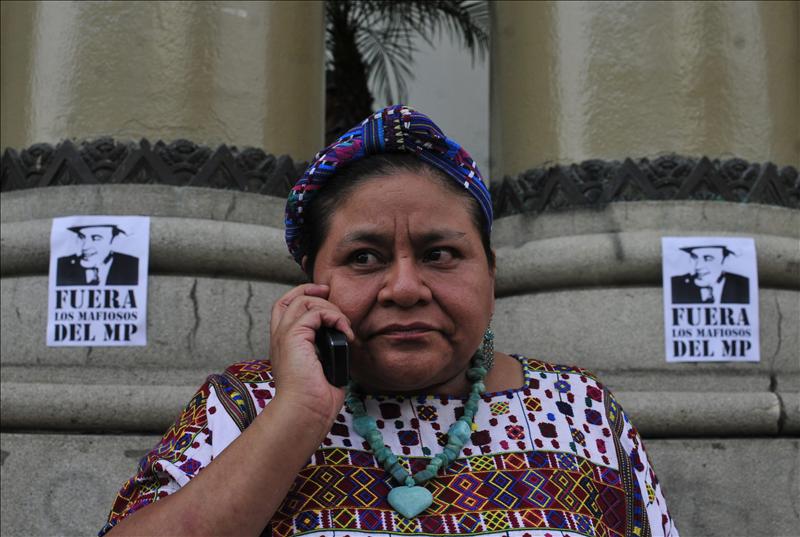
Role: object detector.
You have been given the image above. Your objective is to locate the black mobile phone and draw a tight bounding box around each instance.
[315,327,349,387]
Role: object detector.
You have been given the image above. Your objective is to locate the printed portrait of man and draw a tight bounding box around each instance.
[56,224,139,286]
[671,245,749,304]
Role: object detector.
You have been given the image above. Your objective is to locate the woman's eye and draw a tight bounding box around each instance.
[350,251,380,267]
[424,247,456,264]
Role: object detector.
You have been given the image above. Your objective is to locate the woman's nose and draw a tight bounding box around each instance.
[378,258,432,307]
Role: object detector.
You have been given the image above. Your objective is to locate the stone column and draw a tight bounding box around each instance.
[0,0,324,159]
[489,4,800,534]
[490,0,799,177]
[0,4,323,532]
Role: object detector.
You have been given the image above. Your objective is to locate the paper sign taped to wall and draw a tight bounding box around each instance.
[662,237,759,362]
[47,216,150,346]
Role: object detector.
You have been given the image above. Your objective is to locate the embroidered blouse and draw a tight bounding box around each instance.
[100,356,678,536]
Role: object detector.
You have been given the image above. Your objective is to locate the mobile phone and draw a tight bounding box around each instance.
[315,327,349,387]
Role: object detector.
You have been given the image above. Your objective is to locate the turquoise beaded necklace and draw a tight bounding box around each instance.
[344,331,493,519]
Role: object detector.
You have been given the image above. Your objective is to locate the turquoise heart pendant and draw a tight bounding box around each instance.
[387,485,433,519]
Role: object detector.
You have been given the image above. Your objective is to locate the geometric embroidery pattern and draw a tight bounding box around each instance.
[525,396,542,413]
[99,356,678,537]
[260,461,633,536]
[490,401,510,415]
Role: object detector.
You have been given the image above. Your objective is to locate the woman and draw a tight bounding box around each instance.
[101,106,678,536]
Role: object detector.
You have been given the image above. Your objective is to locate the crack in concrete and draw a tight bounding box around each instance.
[224,193,237,221]
[786,440,800,520]
[244,282,255,357]
[610,231,625,261]
[187,279,199,353]
[774,386,787,435]
[768,294,786,434]
[770,293,783,367]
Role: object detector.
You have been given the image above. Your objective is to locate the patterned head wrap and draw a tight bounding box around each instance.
[285,105,492,264]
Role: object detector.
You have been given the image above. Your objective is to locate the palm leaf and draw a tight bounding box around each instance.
[357,25,416,104]
[325,0,489,140]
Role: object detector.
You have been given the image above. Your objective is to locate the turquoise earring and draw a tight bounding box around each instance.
[479,323,494,371]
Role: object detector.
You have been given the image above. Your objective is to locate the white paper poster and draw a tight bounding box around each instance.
[662,237,759,362]
[47,216,150,346]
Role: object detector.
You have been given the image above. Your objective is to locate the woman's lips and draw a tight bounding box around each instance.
[373,324,437,340]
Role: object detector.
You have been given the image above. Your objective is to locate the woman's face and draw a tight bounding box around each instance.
[311,171,495,395]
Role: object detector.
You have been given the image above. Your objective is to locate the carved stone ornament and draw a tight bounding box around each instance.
[1,139,798,217]
[489,156,799,216]
[0,138,307,198]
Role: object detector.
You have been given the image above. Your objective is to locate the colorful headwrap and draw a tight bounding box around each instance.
[285,105,492,264]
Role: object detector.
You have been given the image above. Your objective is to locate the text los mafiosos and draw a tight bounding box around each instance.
[671,305,753,358]
[53,288,139,342]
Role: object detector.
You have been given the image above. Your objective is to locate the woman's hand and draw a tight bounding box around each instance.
[269,283,354,428]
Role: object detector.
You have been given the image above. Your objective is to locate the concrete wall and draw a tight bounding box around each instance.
[2,185,798,535]
[0,0,325,159]
[490,1,800,177]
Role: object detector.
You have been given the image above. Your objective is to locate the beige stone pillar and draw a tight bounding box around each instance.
[0,0,324,160]
[490,1,799,178]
